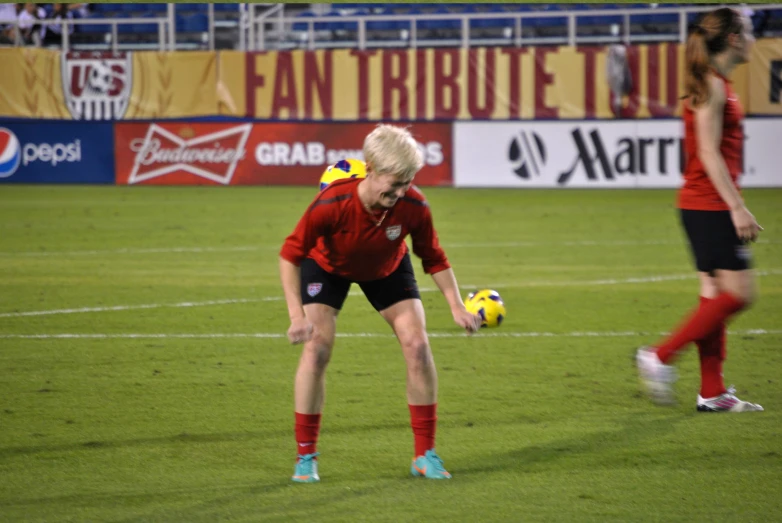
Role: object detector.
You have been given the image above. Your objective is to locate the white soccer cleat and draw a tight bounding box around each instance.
[697,387,764,413]
[636,347,677,405]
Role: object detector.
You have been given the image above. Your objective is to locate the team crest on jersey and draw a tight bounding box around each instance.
[61,51,132,120]
[307,283,323,297]
[385,225,402,241]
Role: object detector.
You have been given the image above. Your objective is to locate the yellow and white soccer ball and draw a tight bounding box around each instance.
[464,289,506,328]
[319,158,367,191]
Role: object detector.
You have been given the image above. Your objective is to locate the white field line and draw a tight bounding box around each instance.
[2,239,777,257]
[1,329,780,340]
[0,298,273,319]
[0,246,262,257]
[463,269,782,290]
[1,270,780,320]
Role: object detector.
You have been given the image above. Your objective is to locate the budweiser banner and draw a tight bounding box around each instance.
[113,121,452,186]
[0,48,217,119]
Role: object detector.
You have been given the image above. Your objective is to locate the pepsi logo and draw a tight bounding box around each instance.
[0,128,21,178]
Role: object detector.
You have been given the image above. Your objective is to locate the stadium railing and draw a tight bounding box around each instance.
[4,13,174,52]
[1,3,224,51]
[246,3,782,51]
[2,4,780,52]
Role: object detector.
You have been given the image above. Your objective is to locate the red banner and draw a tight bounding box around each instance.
[114,122,452,186]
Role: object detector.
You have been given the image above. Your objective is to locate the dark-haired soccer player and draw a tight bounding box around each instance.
[636,7,763,413]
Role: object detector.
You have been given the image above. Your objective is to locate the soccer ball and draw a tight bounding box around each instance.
[464,289,506,328]
[319,158,366,191]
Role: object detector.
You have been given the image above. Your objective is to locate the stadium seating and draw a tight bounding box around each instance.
[46,3,782,51]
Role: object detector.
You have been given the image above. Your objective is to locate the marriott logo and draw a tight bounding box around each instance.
[557,128,685,185]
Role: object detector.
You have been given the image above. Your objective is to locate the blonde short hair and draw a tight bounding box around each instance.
[363,124,424,183]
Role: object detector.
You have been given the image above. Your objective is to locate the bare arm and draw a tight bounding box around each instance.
[694,77,743,210]
[431,268,464,313]
[279,257,313,344]
[431,268,481,333]
[280,257,305,322]
[694,77,761,242]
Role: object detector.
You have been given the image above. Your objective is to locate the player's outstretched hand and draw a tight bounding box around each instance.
[287,317,314,344]
[453,309,482,334]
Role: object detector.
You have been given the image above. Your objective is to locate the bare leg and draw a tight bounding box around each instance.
[294,303,338,414]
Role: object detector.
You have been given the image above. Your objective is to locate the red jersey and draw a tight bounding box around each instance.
[280,178,451,282]
[678,72,744,211]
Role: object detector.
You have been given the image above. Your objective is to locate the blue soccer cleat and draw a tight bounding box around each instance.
[292,452,320,483]
[411,449,452,479]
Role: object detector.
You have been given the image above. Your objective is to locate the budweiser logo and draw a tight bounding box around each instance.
[127,124,252,185]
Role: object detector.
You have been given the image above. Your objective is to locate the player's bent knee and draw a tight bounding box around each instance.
[303,336,334,371]
[740,288,757,308]
[731,280,757,308]
[403,338,434,370]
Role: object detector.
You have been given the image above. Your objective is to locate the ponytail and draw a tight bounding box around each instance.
[682,8,743,108]
[684,27,712,107]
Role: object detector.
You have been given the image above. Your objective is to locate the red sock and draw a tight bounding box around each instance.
[655,292,745,364]
[409,403,437,457]
[295,412,321,457]
[696,297,727,398]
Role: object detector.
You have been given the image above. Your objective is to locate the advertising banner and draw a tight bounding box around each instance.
[748,39,782,115]
[228,44,751,120]
[454,118,782,188]
[114,121,452,186]
[0,48,218,120]
[2,40,780,121]
[0,121,114,183]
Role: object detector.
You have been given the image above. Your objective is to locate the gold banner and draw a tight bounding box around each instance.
[748,39,782,115]
[127,51,217,118]
[0,48,217,119]
[0,42,777,120]
[225,44,751,120]
[0,48,70,118]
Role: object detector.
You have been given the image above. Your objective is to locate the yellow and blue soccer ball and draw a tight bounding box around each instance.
[464,289,506,328]
[319,158,367,191]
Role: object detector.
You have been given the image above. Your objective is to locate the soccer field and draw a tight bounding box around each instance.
[0,186,780,522]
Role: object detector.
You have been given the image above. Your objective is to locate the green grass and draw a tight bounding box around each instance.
[0,186,781,522]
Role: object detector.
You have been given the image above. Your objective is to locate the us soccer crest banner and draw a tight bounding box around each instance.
[61,51,133,120]
[0,48,217,119]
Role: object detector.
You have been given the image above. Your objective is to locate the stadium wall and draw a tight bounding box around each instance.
[454,119,781,188]
[0,122,115,184]
[1,41,780,187]
[1,118,780,187]
[2,40,782,120]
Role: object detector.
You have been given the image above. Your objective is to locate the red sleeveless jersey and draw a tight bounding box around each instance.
[678,72,744,211]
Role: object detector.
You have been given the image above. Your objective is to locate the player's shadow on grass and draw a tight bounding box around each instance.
[0,421,411,459]
[0,480,295,517]
[459,412,684,475]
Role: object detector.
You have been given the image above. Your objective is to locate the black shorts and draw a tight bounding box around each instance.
[300,253,421,312]
[680,209,752,273]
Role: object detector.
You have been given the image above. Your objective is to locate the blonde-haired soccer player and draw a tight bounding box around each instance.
[280,125,481,482]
